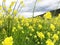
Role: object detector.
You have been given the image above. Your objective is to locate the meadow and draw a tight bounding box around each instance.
[0,0,60,45]
[0,12,60,45]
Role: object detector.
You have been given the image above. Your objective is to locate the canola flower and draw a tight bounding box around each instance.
[29,26,33,29]
[13,10,17,15]
[38,24,42,29]
[57,31,60,35]
[2,36,13,45]
[14,16,19,22]
[20,0,24,4]
[28,26,35,32]
[44,12,52,19]
[20,0,25,7]
[58,14,60,16]
[46,39,54,45]
[12,27,17,32]
[52,34,59,42]
[18,24,23,29]
[10,2,15,7]
[8,8,12,13]
[37,32,45,40]
[25,22,29,27]
[47,32,51,38]
[50,24,55,31]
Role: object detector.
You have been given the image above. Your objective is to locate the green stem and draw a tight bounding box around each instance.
[17,4,21,12]
[32,0,37,18]
[2,2,9,15]
[12,0,18,15]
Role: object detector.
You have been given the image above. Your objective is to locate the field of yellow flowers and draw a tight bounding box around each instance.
[0,0,60,45]
[0,11,60,45]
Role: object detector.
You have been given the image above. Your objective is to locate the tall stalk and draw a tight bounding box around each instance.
[32,0,37,18]
[2,1,9,15]
[12,0,18,15]
[17,3,20,12]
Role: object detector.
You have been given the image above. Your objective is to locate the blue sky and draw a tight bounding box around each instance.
[0,0,60,18]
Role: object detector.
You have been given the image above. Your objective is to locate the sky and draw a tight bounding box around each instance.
[0,0,60,18]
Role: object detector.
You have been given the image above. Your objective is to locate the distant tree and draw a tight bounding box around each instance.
[51,9,60,16]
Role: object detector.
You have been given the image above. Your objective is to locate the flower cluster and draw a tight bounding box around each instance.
[2,36,13,45]
[0,12,60,45]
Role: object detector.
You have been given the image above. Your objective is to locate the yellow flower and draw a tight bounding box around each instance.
[55,17,59,21]
[18,24,23,29]
[50,24,55,31]
[57,31,60,35]
[47,32,51,38]
[33,19,36,23]
[58,14,60,18]
[37,32,45,40]
[38,24,42,29]
[2,36,13,45]
[20,0,23,4]
[10,2,15,7]
[46,39,54,45]
[25,23,29,26]
[20,0,25,7]
[12,27,16,32]
[52,34,59,42]
[29,26,33,29]
[44,12,52,19]
[29,26,35,32]
[14,17,19,22]
[8,8,12,13]
[13,10,17,15]
[31,28,35,32]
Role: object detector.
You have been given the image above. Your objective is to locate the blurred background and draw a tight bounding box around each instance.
[0,0,60,18]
